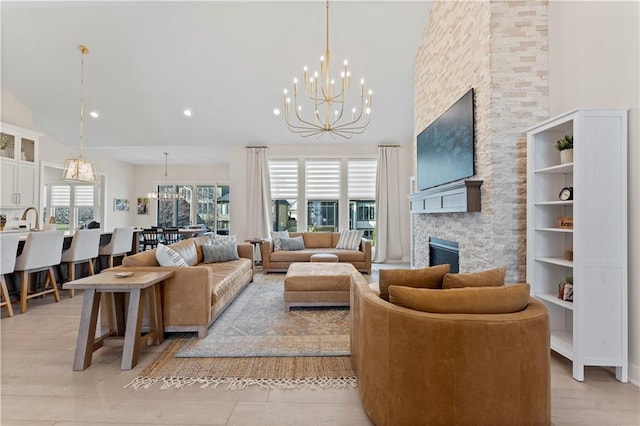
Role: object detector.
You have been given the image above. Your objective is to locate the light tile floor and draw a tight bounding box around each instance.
[1,267,638,425]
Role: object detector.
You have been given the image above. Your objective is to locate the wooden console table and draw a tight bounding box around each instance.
[64,270,174,371]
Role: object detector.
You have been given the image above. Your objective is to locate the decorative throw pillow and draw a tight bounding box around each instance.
[202,242,239,263]
[388,283,531,314]
[336,229,364,250]
[208,234,237,245]
[442,266,506,289]
[279,236,305,251]
[155,243,189,267]
[378,264,450,301]
[270,230,289,251]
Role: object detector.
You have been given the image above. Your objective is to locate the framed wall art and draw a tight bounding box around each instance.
[114,198,130,212]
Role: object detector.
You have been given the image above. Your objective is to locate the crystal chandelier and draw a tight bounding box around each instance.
[147,152,182,200]
[62,45,98,182]
[278,0,372,138]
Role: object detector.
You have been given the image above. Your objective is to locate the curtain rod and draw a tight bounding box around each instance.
[378,144,401,147]
[245,145,268,149]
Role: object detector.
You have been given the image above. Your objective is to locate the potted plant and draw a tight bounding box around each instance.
[0,214,6,231]
[556,134,573,164]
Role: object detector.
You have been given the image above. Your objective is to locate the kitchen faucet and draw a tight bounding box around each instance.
[21,207,39,231]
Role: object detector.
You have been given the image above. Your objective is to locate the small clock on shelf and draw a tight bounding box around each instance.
[559,186,573,201]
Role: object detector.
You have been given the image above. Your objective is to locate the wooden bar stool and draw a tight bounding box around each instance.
[98,227,135,269]
[14,231,65,314]
[61,229,101,297]
[0,233,20,317]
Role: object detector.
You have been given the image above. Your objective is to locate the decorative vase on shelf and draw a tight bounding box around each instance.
[560,148,573,164]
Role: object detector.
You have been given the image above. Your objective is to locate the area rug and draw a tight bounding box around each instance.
[125,336,356,390]
[175,276,350,357]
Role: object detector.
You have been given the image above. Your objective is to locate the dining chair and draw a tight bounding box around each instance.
[14,230,65,314]
[61,228,101,297]
[141,228,159,251]
[98,227,135,269]
[0,233,20,317]
[162,227,180,245]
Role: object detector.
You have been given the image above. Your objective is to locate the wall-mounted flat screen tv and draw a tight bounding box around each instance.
[417,88,475,191]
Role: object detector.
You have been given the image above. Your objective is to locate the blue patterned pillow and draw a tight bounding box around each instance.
[279,236,305,251]
[202,242,239,263]
[270,230,289,251]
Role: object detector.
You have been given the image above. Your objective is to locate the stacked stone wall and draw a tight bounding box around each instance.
[413,0,548,282]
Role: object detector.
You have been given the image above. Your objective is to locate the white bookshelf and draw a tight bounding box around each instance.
[526,109,628,382]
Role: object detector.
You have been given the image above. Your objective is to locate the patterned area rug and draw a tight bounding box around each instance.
[175,274,350,357]
[125,336,356,390]
[125,273,356,390]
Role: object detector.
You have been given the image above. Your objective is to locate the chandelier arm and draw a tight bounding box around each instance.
[284,110,326,133]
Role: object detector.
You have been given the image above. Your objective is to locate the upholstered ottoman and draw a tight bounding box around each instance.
[284,262,357,311]
[310,253,339,263]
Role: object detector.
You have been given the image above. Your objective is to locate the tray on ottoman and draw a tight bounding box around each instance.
[284,262,357,311]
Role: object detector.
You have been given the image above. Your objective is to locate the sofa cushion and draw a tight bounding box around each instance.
[280,236,305,251]
[168,239,199,266]
[378,264,450,301]
[156,243,189,267]
[442,267,506,289]
[336,230,363,250]
[122,249,159,267]
[202,241,239,263]
[302,232,333,248]
[388,283,531,314]
[270,230,289,251]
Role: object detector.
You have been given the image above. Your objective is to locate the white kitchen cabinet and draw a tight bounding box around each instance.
[0,123,39,208]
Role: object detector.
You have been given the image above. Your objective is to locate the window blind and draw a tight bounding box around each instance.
[269,160,299,199]
[305,160,341,199]
[50,185,71,206]
[74,185,95,207]
[348,159,377,199]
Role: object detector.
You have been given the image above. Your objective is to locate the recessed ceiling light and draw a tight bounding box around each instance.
[184,109,192,117]
[89,111,99,118]
[273,108,280,115]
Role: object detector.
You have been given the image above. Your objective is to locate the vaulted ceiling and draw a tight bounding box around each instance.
[1,1,430,165]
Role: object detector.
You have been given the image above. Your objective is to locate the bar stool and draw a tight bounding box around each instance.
[14,231,65,314]
[0,233,20,317]
[99,227,135,269]
[61,229,101,298]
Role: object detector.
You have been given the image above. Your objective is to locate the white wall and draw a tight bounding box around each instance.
[548,0,640,385]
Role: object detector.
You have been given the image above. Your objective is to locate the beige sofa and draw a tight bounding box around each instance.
[261,232,371,274]
[113,235,253,338]
[350,272,551,426]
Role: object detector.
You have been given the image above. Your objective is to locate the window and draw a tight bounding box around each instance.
[348,159,377,240]
[216,185,230,235]
[47,184,96,230]
[157,185,192,228]
[270,160,299,231]
[306,160,340,232]
[269,157,377,234]
[158,184,229,233]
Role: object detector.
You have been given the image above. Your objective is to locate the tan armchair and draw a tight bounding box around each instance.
[350,273,551,426]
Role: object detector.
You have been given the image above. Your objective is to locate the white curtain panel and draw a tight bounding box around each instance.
[246,147,272,243]
[373,146,404,263]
